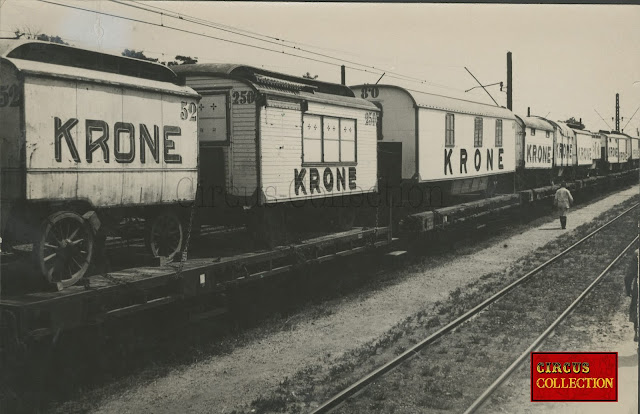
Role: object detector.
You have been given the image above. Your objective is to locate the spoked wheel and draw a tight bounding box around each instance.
[145,211,183,261]
[34,211,94,288]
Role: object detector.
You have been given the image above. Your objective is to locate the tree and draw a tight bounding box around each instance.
[166,55,198,66]
[122,49,158,63]
[14,28,68,45]
[302,72,318,80]
[565,116,585,130]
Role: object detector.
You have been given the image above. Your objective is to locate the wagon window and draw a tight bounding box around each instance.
[531,128,536,136]
[474,117,483,147]
[198,93,229,144]
[495,119,503,147]
[303,114,322,163]
[546,131,550,138]
[302,114,357,164]
[323,117,340,162]
[445,113,455,147]
[341,119,356,162]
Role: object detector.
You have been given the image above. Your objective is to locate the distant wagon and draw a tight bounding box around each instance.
[514,115,555,187]
[0,40,200,288]
[350,84,516,201]
[569,126,600,178]
[549,121,576,173]
[173,64,380,241]
[629,136,640,169]
[597,131,629,172]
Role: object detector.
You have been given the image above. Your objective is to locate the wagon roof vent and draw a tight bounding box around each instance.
[253,74,317,93]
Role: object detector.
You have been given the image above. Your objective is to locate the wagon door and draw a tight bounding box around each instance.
[198,92,230,211]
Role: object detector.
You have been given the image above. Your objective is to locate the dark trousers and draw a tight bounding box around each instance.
[560,216,567,229]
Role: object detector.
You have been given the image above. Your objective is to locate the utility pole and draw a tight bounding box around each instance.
[341,65,346,86]
[615,93,620,132]
[507,52,512,111]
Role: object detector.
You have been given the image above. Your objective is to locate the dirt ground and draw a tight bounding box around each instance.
[55,186,638,414]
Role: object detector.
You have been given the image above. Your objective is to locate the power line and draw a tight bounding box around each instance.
[36,0,462,92]
[594,108,612,130]
[38,1,381,74]
[464,67,499,107]
[108,0,460,89]
[623,105,639,130]
[111,0,450,71]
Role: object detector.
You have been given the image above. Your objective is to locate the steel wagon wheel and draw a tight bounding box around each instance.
[34,211,94,288]
[145,211,183,261]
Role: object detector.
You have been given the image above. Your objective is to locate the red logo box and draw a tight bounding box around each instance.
[531,352,618,402]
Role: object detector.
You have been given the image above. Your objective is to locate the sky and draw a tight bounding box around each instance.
[1,1,639,135]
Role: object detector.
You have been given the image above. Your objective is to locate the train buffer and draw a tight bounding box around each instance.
[0,226,393,343]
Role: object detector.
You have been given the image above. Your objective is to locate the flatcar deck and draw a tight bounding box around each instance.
[0,226,392,340]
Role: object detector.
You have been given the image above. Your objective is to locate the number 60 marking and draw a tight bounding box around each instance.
[361,87,379,99]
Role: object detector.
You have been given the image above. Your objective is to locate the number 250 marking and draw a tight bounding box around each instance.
[180,101,197,121]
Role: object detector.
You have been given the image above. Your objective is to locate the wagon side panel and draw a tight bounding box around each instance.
[523,127,553,170]
[259,100,377,203]
[23,76,80,201]
[120,88,164,205]
[350,86,416,180]
[575,131,593,166]
[0,61,25,233]
[617,137,628,163]
[631,138,639,160]
[161,92,199,204]
[306,102,378,195]
[418,109,516,182]
[184,77,259,199]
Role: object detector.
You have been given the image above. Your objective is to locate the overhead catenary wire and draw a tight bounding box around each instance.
[108,0,461,90]
[623,105,639,131]
[37,0,464,93]
[464,66,500,107]
[594,108,613,130]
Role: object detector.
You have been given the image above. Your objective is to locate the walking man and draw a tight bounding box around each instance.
[625,249,639,342]
[553,181,573,229]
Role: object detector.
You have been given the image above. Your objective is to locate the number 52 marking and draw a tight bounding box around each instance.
[180,101,197,121]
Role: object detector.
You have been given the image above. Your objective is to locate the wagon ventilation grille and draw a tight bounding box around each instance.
[254,74,317,93]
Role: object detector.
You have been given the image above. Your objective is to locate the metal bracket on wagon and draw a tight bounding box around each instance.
[82,211,101,233]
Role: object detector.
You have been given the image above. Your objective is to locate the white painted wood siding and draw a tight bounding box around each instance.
[183,77,258,198]
[259,101,377,203]
[21,75,198,206]
[574,130,594,166]
[350,86,416,179]
[631,138,639,160]
[618,137,629,163]
[524,129,554,170]
[418,109,516,182]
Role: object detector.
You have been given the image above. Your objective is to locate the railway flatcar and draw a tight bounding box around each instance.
[514,115,555,187]
[173,64,380,242]
[350,84,516,204]
[0,40,200,288]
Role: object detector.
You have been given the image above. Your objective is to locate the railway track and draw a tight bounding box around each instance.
[462,234,639,413]
[310,202,639,414]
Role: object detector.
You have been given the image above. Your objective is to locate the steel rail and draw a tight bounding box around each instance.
[463,234,639,414]
[310,202,639,414]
